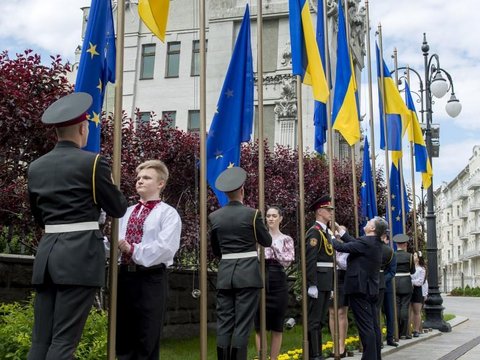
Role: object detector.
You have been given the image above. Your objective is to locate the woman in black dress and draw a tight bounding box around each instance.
[255,206,295,360]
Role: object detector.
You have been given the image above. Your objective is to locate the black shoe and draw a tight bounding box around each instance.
[413,331,420,337]
[340,350,347,358]
[387,340,399,347]
[405,335,412,339]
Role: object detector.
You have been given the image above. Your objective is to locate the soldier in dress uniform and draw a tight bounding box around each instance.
[305,195,335,360]
[208,167,272,360]
[393,234,415,339]
[27,92,128,360]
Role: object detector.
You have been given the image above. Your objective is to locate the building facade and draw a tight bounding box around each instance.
[435,145,480,292]
[70,0,367,158]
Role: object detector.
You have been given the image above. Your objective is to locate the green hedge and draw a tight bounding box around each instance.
[0,299,107,359]
[450,285,480,297]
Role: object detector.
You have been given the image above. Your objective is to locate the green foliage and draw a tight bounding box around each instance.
[450,285,480,297]
[0,299,107,359]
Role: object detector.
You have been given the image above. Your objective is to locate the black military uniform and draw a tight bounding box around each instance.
[305,197,334,360]
[27,93,128,360]
[377,241,395,347]
[393,234,415,338]
[208,167,272,360]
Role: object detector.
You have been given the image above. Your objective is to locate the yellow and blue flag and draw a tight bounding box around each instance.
[405,82,433,189]
[375,43,410,158]
[331,1,360,146]
[138,0,170,42]
[206,5,253,206]
[289,0,329,103]
[75,0,116,153]
[313,0,330,154]
[389,161,410,237]
[360,137,377,228]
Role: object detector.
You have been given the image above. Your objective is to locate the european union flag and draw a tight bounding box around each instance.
[389,161,410,236]
[206,5,253,206]
[331,1,360,146]
[75,0,116,153]
[360,137,377,229]
[313,0,329,154]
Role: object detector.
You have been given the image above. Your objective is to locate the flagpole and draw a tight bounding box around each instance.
[406,67,419,251]
[377,24,399,342]
[198,0,208,359]
[393,48,407,234]
[256,1,268,359]
[364,0,378,201]
[322,1,340,358]
[343,0,359,238]
[107,0,125,357]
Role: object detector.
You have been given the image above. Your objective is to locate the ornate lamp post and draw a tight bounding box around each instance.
[422,33,461,332]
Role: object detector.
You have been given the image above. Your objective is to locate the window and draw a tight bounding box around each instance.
[161,111,176,128]
[166,41,181,77]
[448,250,451,259]
[138,112,151,124]
[191,40,207,76]
[458,246,461,256]
[140,44,156,79]
[188,110,200,133]
[447,213,450,222]
[457,226,461,236]
[457,205,460,216]
[447,231,450,241]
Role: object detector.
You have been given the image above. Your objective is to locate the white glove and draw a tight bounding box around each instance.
[308,286,318,299]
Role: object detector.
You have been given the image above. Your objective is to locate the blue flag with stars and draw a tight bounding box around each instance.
[360,136,377,231]
[206,5,253,206]
[75,0,116,153]
[389,161,410,236]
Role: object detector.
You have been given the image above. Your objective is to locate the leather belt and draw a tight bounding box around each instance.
[45,221,99,233]
[396,272,411,277]
[222,251,257,259]
[316,262,334,268]
[119,264,166,273]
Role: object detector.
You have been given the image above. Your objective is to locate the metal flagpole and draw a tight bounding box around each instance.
[364,0,378,201]
[108,0,125,357]
[321,0,339,358]
[198,0,208,359]
[377,25,399,341]
[393,48,407,235]
[257,1,268,359]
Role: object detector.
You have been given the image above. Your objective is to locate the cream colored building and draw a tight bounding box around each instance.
[435,145,480,292]
[70,0,367,158]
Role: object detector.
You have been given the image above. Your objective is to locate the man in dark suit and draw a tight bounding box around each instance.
[27,93,128,360]
[393,234,415,339]
[305,195,335,360]
[331,217,388,360]
[208,167,272,360]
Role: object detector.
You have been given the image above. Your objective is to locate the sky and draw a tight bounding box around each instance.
[0,0,478,193]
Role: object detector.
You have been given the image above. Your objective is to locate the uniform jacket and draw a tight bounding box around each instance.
[208,201,272,289]
[28,141,128,286]
[379,244,394,290]
[384,251,397,293]
[305,222,334,291]
[331,233,383,296]
[395,249,415,295]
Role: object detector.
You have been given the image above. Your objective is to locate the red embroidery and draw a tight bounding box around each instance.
[121,200,161,264]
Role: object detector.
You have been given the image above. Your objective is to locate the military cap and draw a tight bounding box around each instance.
[309,194,335,212]
[41,92,92,127]
[215,167,247,193]
[393,234,409,243]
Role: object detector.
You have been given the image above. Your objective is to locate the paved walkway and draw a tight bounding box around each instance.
[346,295,480,360]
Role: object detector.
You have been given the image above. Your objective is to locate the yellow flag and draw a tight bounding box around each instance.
[138,0,170,42]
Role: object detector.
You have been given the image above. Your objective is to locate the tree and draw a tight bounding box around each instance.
[0,50,72,249]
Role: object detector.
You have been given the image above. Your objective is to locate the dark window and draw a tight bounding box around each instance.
[140,44,156,79]
[166,41,181,77]
[188,110,200,133]
[191,39,207,76]
[161,111,176,128]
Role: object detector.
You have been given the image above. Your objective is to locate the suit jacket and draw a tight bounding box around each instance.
[395,249,415,295]
[331,233,383,296]
[305,222,334,291]
[208,201,272,289]
[384,251,397,293]
[28,141,128,286]
[379,244,394,290]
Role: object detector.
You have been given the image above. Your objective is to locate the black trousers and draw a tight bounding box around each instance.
[349,294,382,360]
[216,287,260,350]
[28,282,97,360]
[396,292,412,337]
[116,267,168,360]
[307,290,330,356]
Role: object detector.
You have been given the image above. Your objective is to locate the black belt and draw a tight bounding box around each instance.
[119,263,166,273]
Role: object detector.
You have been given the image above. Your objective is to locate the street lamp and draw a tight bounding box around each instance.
[422,33,461,332]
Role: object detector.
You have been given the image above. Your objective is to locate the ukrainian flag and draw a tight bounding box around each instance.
[289,0,329,103]
[138,0,170,42]
[405,82,433,189]
[331,1,360,146]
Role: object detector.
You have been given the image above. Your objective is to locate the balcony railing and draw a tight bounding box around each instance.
[467,178,480,190]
